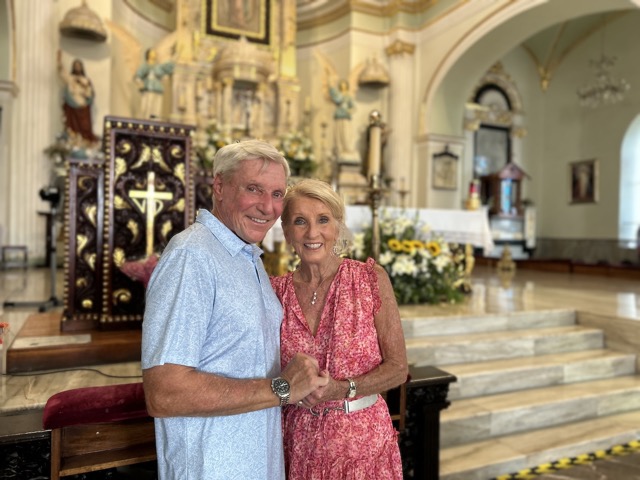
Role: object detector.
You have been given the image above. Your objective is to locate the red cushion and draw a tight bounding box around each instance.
[42,382,149,430]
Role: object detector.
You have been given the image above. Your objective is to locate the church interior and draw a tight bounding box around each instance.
[2,0,640,479]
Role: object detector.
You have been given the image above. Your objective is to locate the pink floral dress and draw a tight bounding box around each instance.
[271,258,403,480]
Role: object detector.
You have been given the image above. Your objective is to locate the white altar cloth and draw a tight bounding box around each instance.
[263,206,494,254]
[345,206,494,253]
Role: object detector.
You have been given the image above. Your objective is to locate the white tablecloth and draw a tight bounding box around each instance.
[346,206,494,253]
[263,206,494,254]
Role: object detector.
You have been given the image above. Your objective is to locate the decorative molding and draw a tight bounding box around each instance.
[150,0,174,12]
[385,39,415,57]
[466,61,524,131]
[0,80,19,97]
[297,0,438,31]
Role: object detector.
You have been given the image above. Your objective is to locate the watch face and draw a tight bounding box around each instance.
[273,378,290,395]
[348,379,357,398]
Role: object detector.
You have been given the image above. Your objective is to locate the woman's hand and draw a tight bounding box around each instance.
[297,370,346,408]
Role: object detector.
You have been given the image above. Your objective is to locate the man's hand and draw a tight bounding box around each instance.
[280,353,329,404]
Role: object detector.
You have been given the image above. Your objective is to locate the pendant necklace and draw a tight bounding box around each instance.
[311,275,331,305]
[306,263,338,306]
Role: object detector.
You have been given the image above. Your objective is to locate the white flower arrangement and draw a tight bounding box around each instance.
[350,210,466,304]
[196,124,233,171]
[277,131,317,177]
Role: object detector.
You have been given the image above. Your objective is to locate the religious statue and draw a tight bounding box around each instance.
[57,50,99,146]
[329,79,360,163]
[135,48,175,120]
[315,50,368,166]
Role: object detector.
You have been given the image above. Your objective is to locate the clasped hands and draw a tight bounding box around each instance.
[280,352,346,408]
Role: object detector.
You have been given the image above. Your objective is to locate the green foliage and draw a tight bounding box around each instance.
[350,210,466,305]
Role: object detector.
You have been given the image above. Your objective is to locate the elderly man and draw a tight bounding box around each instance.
[142,139,328,479]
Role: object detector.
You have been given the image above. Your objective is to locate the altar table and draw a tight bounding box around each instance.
[345,206,494,253]
[263,206,494,254]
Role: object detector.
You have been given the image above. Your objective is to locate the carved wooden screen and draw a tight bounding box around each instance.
[194,172,214,212]
[63,116,196,331]
[62,158,105,331]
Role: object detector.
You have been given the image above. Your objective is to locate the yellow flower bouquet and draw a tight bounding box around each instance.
[350,210,466,305]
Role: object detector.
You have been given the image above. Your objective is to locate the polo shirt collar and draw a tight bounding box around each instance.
[195,209,264,260]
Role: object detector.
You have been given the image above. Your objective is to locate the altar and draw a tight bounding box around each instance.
[345,206,495,254]
[263,206,494,254]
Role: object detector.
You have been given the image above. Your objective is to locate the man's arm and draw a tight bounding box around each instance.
[143,352,328,417]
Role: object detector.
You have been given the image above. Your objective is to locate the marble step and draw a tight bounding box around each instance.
[445,349,636,400]
[441,375,640,448]
[406,325,603,366]
[401,308,576,339]
[439,409,640,480]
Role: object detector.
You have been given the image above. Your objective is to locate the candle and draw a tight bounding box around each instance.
[400,177,406,191]
[368,123,381,178]
[469,179,479,197]
[304,96,311,112]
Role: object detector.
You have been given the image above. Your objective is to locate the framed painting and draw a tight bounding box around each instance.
[569,159,598,204]
[432,147,459,190]
[204,0,271,45]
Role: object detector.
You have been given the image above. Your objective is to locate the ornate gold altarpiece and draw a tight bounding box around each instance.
[62,116,210,331]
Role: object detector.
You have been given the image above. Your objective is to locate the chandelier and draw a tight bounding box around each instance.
[577,18,630,108]
[577,54,630,108]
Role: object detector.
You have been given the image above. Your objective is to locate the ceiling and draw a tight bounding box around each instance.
[519,11,630,91]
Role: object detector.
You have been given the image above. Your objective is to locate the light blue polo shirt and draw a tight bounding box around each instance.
[142,209,284,480]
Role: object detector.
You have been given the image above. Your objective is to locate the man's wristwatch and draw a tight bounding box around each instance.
[271,377,290,406]
[346,378,357,399]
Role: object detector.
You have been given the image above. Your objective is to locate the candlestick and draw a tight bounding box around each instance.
[369,174,383,262]
[368,110,382,179]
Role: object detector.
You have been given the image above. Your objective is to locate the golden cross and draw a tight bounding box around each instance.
[129,171,173,257]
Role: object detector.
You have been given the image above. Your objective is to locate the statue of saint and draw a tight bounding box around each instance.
[135,48,175,120]
[57,50,98,145]
[329,79,359,163]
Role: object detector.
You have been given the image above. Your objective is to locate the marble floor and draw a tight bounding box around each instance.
[1,264,640,479]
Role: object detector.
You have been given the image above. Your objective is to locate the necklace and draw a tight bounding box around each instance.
[311,275,331,305]
[298,263,338,306]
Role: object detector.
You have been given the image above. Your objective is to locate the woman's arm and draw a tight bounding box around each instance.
[302,264,408,406]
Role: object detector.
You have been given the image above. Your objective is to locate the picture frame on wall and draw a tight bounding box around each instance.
[432,147,459,190]
[204,0,270,45]
[569,159,598,204]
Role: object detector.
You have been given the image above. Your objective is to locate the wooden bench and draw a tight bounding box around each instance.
[42,382,156,479]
